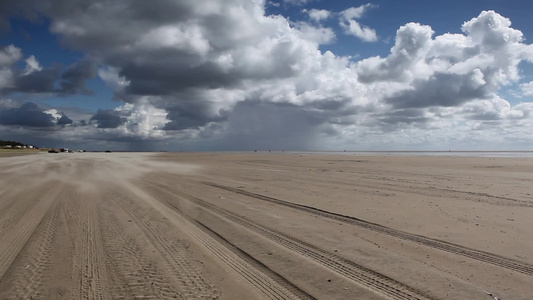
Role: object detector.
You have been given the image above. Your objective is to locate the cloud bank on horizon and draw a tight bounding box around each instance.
[1,0,533,150]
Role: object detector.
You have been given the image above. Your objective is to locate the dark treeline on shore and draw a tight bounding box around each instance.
[0,139,25,147]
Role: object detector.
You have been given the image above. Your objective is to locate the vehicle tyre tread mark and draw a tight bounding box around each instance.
[76,191,108,300]
[105,191,220,300]
[107,188,313,300]
[0,196,61,299]
[98,206,182,299]
[0,183,62,281]
[203,182,533,276]
[148,182,434,300]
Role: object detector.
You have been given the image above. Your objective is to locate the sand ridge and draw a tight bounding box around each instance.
[0,152,532,299]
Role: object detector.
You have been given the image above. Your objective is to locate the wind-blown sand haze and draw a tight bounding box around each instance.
[0,152,532,299]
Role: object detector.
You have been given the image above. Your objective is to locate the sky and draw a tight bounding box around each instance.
[1,0,533,151]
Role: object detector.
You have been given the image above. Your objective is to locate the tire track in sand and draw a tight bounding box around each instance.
[74,191,109,300]
[195,220,317,300]
[0,181,62,281]
[0,188,55,238]
[204,182,533,276]
[148,182,435,300]
[237,160,533,207]
[98,204,184,299]
[306,174,533,207]
[107,186,315,300]
[0,197,61,299]
[105,191,220,300]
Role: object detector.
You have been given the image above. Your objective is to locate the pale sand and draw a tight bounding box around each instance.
[0,152,532,299]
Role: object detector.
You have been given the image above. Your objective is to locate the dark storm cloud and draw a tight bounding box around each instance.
[14,66,61,93]
[163,99,226,130]
[58,59,97,95]
[19,0,313,98]
[0,0,43,33]
[57,113,73,125]
[90,109,127,128]
[163,100,227,130]
[111,40,304,97]
[0,4,12,32]
[43,0,197,51]
[0,99,18,110]
[1,57,96,95]
[121,61,239,96]
[385,72,490,109]
[0,102,54,127]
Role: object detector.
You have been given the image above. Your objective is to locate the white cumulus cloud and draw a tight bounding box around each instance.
[22,55,43,75]
[340,4,376,20]
[339,4,378,42]
[0,45,22,67]
[305,9,331,22]
[357,11,533,111]
[284,0,309,6]
[520,81,533,96]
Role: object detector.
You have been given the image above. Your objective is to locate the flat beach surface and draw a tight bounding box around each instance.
[0,152,532,299]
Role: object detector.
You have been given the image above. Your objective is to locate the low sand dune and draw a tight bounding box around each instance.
[0,152,532,299]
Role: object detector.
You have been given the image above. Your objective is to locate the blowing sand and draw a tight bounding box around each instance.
[0,152,532,299]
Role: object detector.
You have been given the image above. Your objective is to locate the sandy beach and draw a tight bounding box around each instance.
[0,152,532,299]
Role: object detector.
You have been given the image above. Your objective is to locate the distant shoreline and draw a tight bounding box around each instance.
[4,148,533,158]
